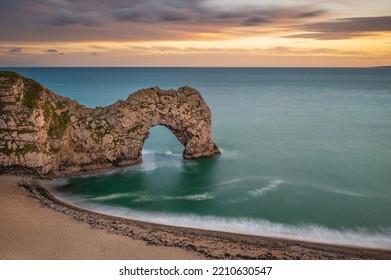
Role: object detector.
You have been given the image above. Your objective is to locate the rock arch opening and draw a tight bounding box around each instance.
[142,125,184,157]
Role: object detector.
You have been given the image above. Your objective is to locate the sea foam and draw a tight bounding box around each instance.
[248,179,286,198]
[48,187,391,250]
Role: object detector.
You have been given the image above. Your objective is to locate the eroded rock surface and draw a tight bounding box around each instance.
[0,71,220,177]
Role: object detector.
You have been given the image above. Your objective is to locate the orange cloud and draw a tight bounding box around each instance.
[0,0,390,66]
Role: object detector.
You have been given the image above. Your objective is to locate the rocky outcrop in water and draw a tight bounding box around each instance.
[0,71,220,177]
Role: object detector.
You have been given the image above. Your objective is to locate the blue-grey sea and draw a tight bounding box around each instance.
[4,67,391,249]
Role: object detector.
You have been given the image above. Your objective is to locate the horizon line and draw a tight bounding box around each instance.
[1,66,390,68]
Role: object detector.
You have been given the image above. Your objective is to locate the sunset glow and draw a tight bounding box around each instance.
[1,0,390,66]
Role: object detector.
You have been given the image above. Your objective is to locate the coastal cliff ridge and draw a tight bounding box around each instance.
[0,71,220,177]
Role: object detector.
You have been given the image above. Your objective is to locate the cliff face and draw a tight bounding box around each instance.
[0,71,220,177]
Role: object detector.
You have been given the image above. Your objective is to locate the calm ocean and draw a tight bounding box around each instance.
[4,67,391,248]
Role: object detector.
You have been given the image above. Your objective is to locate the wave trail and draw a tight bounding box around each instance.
[133,193,214,203]
[248,179,285,198]
[47,187,391,250]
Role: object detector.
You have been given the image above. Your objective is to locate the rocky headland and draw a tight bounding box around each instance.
[0,71,220,177]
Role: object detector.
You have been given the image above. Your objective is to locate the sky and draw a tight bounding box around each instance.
[1,0,390,67]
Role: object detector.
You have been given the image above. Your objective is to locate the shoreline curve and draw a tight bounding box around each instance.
[16,176,391,260]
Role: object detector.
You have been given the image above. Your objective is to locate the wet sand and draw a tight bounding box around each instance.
[1,175,391,260]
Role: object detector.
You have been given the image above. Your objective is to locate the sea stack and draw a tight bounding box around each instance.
[0,71,220,177]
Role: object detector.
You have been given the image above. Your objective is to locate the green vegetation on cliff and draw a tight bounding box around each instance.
[0,143,39,155]
[48,111,70,139]
[48,147,60,154]
[23,79,42,109]
[0,71,22,79]
[0,146,12,156]
[0,128,35,134]
[17,143,39,154]
[43,100,55,121]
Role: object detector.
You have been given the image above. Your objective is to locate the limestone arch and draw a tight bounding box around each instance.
[0,71,220,176]
[129,86,221,161]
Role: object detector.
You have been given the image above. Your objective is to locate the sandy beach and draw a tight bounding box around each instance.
[1,175,391,260]
[0,176,204,259]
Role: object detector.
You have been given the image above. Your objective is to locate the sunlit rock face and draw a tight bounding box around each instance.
[0,71,220,177]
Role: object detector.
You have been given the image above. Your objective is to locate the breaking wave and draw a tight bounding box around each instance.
[324,187,372,198]
[42,186,391,250]
[141,149,155,155]
[44,178,70,187]
[248,179,286,198]
[219,147,240,160]
[90,193,142,201]
[164,150,182,157]
[90,192,214,203]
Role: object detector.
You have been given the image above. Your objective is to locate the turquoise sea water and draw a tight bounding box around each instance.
[4,67,391,248]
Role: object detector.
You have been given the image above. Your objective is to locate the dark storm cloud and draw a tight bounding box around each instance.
[160,8,196,22]
[37,10,101,26]
[0,0,329,42]
[241,16,270,26]
[45,49,58,53]
[294,10,325,19]
[213,11,248,20]
[113,5,197,23]
[237,7,326,26]
[8,48,22,53]
[288,16,391,39]
[112,3,326,25]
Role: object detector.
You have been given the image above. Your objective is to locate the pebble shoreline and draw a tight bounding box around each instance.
[17,177,391,260]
